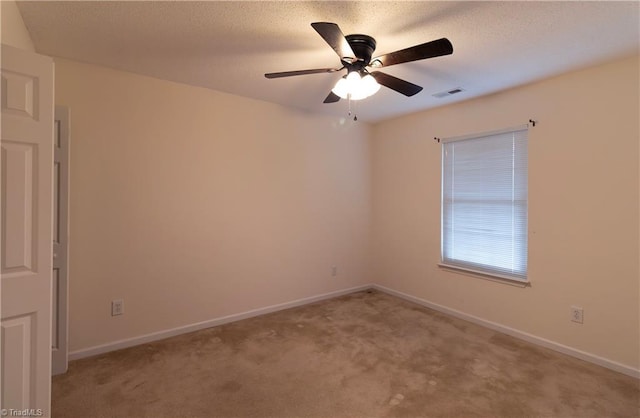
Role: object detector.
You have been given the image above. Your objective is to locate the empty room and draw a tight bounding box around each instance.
[1,1,639,417]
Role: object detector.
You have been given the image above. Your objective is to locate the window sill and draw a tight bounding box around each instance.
[437,263,530,288]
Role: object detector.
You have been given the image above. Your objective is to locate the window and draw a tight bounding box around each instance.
[441,126,528,282]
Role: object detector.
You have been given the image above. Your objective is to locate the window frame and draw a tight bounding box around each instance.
[439,125,529,285]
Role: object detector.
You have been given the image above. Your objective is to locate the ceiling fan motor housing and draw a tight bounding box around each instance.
[345,34,376,70]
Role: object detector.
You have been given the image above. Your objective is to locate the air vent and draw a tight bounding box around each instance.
[432,88,465,98]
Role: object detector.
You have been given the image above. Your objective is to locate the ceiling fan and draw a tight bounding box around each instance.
[264,22,453,103]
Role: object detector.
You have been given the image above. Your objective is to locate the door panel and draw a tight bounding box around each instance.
[1,44,54,415]
[1,313,35,407]
[1,142,35,272]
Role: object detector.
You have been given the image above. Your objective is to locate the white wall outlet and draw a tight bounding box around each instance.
[112,299,124,316]
[331,265,337,277]
[570,306,583,324]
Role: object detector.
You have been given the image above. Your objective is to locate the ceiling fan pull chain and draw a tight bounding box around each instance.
[353,98,358,121]
[346,96,359,121]
[349,97,358,121]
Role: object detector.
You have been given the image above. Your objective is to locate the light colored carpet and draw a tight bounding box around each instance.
[52,290,639,417]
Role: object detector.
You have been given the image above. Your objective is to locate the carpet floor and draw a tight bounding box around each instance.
[52,290,639,417]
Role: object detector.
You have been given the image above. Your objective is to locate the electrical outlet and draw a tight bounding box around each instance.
[112,299,124,316]
[570,306,583,324]
[331,266,337,277]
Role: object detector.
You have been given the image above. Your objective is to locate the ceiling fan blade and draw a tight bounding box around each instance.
[311,22,356,62]
[323,91,341,103]
[264,68,339,79]
[372,38,453,67]
[370,71,423,96]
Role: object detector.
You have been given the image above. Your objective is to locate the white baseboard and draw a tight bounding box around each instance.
[372,284,639,379]
[70,282,639,380]
[69,284,372,361]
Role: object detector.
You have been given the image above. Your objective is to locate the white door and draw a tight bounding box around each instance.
[1,44,54,415]
[52,106,69,376]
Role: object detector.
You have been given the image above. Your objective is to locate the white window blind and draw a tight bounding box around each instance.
[441,127,528,281]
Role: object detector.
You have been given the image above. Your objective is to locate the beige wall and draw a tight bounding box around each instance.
[1,0,35,51]
[55,59,372,352]
[371,55,640,369]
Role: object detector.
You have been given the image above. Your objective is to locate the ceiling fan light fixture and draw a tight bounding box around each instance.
[331,71,380,100]
[362,74,381,95]
[331,76,350,98]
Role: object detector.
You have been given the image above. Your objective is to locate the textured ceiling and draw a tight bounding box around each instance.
[17,1,640,123]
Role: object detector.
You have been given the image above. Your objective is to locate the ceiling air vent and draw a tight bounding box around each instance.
[432,88,465,98]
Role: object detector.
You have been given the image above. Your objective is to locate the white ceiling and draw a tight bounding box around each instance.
[17,1,640,123]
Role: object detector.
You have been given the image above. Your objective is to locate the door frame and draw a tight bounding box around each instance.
[52,105,69,375]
